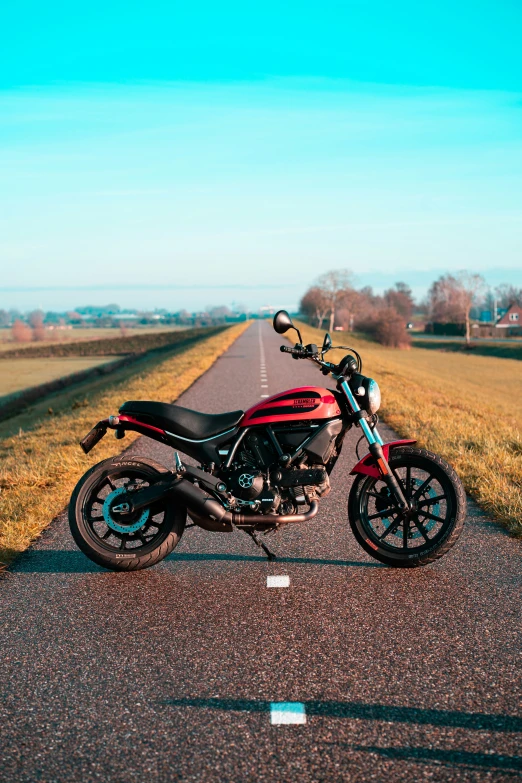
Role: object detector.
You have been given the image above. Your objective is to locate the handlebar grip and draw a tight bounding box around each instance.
[280,345,294,353]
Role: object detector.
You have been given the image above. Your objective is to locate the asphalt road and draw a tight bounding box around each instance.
[1,320,520,782]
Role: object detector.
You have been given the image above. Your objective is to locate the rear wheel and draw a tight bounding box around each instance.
[69,456,186,571]
[348,446,466,567]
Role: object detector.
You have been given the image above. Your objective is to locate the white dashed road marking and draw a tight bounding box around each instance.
[267,575,290,588]
[270,703,306,725]
[258,322,268,397]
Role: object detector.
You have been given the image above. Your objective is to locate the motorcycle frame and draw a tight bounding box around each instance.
[94,376,415,483]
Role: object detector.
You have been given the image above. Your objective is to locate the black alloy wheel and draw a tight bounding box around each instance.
[69,456,186,571]
[348,446,466,567]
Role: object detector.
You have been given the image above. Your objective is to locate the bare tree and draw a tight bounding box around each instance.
[299,286,331,328]
[384,282,415,320]
[495,283,522,309]
[316,269,355,333]
[11,319,32,343]
[28,309,44,328]
[428,272,486,343]
[29,310,46,341]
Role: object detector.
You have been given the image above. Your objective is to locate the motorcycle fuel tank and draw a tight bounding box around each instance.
[241,387,341,427]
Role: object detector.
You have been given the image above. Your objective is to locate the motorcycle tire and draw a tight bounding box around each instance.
[348,446,466,567]
[69,455,186,571]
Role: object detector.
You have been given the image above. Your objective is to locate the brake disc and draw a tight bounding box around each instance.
[102,487,150,534]
[408,478,439,539]
[374,479,439,539]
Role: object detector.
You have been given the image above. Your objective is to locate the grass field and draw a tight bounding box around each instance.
[412,337,522,361]
[0,357,123,396]
[294,322,522,537]
[0,322,250,568]
[0,327,211,359]
[0,325,186,352]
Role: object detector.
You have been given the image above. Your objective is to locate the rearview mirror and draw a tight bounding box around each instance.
[273,310,294,335]
[322,332,332,353]
[272,310,302,344]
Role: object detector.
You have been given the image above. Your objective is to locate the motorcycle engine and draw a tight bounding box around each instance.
[219,430,330,514]
[227,467,264,500]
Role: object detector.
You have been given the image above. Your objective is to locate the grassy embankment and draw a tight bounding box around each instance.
[0,357,122,397]
[0,328,222,416]
[0,328,203,359]
[295,322,522,537]
[0,321,250,568]
[0,325,186,352]
[412,337,522,362]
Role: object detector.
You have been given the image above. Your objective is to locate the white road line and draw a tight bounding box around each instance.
[267,575,290,588]
[270,703,306,725]
[259,322,268,396]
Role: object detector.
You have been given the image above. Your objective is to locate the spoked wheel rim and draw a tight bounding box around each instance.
[358,458,456,555]
[82,468,173,555]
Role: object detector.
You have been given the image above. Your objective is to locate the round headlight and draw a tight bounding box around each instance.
[366,378,381,414]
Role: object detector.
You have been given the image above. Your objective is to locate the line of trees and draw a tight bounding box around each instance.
[1,304,251,343]
[300,269,522,348]
[300,270,415,348]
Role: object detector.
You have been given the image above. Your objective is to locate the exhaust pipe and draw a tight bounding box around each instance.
[129,476,319,529]
[171,478,319,527]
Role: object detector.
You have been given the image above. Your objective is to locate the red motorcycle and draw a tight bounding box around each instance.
[70,311,466,570]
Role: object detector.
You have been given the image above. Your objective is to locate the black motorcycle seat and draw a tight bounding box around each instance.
[119,400,244,440]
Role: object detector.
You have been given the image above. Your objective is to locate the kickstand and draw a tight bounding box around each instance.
[246,529,277,561]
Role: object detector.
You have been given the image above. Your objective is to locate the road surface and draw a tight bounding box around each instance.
[1,320,520,782]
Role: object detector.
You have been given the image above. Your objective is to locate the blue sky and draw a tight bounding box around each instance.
[1,0,521,311]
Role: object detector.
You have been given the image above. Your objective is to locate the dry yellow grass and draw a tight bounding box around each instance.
[0,356,123,396]
[0,322,250,567]
[295,322,522,537]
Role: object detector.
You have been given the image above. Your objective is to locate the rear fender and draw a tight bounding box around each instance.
[350,440,417,479]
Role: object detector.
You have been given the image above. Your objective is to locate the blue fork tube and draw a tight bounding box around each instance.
[340,379,407,508]
[339,380,383,446]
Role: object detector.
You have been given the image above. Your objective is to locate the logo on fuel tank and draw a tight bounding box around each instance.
[292,398,318,408]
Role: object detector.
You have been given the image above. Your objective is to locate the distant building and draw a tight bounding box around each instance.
[496,303,522,333]
[480,307,508,324]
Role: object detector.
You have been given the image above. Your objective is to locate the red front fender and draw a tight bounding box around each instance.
[350,440,417,479]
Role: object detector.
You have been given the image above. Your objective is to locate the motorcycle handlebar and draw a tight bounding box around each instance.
[280,344,314,358]
[280,343,357,377]
[280,338,362,378]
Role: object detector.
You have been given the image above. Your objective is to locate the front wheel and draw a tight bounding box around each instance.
[69,456,186,571]
[348,446,466,567]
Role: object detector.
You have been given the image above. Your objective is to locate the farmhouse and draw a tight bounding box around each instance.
[496,303,522,335]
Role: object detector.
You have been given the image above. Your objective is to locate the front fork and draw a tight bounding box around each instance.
[340,380,409,511]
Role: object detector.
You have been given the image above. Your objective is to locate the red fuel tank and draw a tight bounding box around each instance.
[241,387,341,427]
